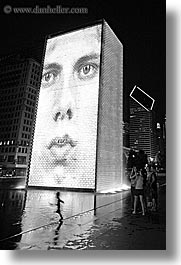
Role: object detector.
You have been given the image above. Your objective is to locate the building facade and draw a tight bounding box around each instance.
[129,97,158,160]
[0,55,41,187]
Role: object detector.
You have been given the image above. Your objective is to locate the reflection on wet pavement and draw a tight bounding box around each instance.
[0,182,166,250]
[0,188,128,249]
[0,189,26,249]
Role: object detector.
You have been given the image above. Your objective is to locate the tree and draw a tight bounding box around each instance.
[127,149,137,168]
[135,149,148,169]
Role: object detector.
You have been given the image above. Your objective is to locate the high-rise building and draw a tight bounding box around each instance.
[163,115,166,154]
[0,55,41,187]
[129,97,158,161]
[156,122,164,154]
[123,121,130,148]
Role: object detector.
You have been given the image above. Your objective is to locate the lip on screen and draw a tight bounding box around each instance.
[48,135,77,163]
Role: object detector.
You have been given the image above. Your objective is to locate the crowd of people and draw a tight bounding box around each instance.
[129,164,158,216]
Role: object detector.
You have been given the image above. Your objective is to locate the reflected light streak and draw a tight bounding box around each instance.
[99,184,130,194]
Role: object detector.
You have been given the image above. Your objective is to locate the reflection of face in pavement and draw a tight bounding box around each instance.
[29,25,101,188]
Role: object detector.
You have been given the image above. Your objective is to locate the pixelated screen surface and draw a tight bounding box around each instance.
[28,24,102,189]
[96,22,123,192]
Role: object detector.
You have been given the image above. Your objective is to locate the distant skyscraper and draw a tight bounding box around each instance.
[129,96,158,160]
[0,55,41,187]
[123,121,130,147]
[162,116,166,163]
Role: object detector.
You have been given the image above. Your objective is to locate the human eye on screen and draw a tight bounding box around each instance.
[41,70,59,88]
[78,63,99,80]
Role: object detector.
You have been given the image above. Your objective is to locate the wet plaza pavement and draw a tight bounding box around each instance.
[0,174,166,250]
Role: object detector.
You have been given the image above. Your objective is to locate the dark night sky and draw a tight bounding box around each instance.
[0,0,165,122]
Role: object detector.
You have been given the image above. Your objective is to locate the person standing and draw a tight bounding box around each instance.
[150,165,158,211]
[145,165,152,209]
[132,168,145,216]
[130,166,137,211]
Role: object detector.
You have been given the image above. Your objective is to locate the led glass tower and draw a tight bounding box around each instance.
[28,20,123,192]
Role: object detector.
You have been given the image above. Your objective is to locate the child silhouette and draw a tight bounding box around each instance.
[56,192,64,221]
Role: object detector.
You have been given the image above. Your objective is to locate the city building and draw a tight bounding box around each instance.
[155,119,166,169]
[123,121,130,148]
[156,122,164,155]
[163,115,166,155]
[129,96,158,161]
[0,55,41,188]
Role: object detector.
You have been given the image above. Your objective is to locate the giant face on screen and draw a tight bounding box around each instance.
[28,24,102,189]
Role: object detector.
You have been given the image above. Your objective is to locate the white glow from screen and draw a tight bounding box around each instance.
[29,24,102,189]
[99,184,130,194]
[15,186,25,189]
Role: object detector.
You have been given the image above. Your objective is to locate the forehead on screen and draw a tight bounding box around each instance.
[46,24,102,57]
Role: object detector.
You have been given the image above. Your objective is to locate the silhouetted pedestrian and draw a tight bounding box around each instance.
[145,164,152,209]
[130,166,137,210]
[56,192,64,221]
[150,165,158,211]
